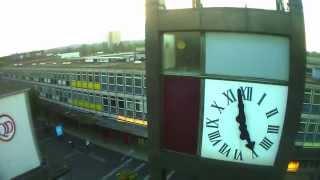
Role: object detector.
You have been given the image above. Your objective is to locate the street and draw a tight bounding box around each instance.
[35,121,192,180]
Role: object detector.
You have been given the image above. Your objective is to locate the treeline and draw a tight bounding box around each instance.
[48,40,145,57]
[308,51,320,58]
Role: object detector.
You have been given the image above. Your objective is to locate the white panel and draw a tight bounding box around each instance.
[205,32,290,81]
[202,0,277,10]
[0,93,40,180]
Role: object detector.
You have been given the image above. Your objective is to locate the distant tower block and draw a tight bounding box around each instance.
[108,31,121,47]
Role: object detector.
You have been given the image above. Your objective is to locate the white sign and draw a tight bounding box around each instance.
[0,91,41,180]
[200,79,288,166]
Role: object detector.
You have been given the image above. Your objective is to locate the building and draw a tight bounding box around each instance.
[108,31,121,47]
[0,55,320,177]
[0,59,147,145]
[57,52,80,59]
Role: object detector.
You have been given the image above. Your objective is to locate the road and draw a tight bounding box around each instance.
[35,121,193,180]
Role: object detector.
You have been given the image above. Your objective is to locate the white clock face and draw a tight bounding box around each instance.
[200,79,288,166]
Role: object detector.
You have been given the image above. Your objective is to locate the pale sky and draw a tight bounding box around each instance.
[0,0,319,57]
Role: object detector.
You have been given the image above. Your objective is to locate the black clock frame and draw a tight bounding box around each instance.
[146,0,306,179]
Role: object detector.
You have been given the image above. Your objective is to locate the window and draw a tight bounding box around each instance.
[126,98,134,111]
[307,123,316,133]
[94,72,100,83]
[312,89,320,113]
[303,88,312,113]
[125,74,133,94]
[109,73,116,92]
[117,74,124,85]
[162,32,201,75]
[135,99,142,112]
[88,72,93,82]
[111,97,116,107]
[125,75,133,86]
[110,96,117,114]
[77,72,81,81]
[101,73,108,91]
[118,97,125,109]
[306,67,312,76]
[134,75,143,95]
[82,72,87,81]
[102,73,107,83]
[109,73,115,85]
[103,95,109,113]
[117,74,124,92]
[298,122,307,132]
[95,94,101,103]
[134,76,142,86]
[118,97,125,115]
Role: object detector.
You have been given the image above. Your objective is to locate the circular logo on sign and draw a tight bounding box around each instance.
[0,114,16,142]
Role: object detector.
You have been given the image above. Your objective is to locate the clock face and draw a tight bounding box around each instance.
[200,79,288,166]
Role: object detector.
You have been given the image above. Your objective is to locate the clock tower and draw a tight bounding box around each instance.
[146,0,306,179]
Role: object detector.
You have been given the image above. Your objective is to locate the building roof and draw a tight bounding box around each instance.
[0,80,30,99]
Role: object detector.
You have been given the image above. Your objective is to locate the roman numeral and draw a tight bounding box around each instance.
[252,150,259,159]
[211,101,224,114]
[206,118,219,128]
[233,149,243,161]
[240,87,252,101]
[257,93,267,106]
[267,125,280,134]
[219,143,231,157]
[259,137,273,150]
[222,89,236,105]
[208,131,222,146]
[266,108,279,119]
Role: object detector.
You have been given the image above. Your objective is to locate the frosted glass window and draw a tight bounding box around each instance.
[205,32,289,81]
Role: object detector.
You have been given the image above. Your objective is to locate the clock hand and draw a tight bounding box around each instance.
[236,88,255,151]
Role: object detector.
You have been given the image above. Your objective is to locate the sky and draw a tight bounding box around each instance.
[0,0,319,57]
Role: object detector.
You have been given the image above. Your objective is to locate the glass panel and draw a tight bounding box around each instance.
[205,32,289,81]
[298,122,306,132]
[117,75,124,85]
[312,105,320,114]
[303,104,312,113]
[304,94,311,103]
[88,72,93,82]
[103,96,109,105]
[95,73,100,83]
[134,77,142,87]
[110,97,116,107]
[135,100,142,112]
[307,124,316,133]
[109,74,115,85]
[125,76,133,86]
[162,32,201,75]
[126,99,134,110]
[118,97,125,109]
[313,93,320,104]
[102,74,107,83]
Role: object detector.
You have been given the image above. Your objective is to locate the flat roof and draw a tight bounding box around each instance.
[2,58,145,70]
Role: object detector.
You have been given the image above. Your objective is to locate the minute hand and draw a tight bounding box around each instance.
[236,89,255,150]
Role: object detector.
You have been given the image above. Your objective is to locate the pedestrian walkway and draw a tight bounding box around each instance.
[64,126,148,161]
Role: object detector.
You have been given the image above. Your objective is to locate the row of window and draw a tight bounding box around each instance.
[36,85,147,120]
[3,71,146,96]
[296,118,320,144]
[303,87,320,114]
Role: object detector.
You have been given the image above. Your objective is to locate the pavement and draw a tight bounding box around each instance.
[34,119,194,180]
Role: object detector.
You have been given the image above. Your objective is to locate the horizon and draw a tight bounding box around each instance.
[0,0,319,57]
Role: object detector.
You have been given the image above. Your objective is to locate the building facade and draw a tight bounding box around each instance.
[0,56,320,177]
